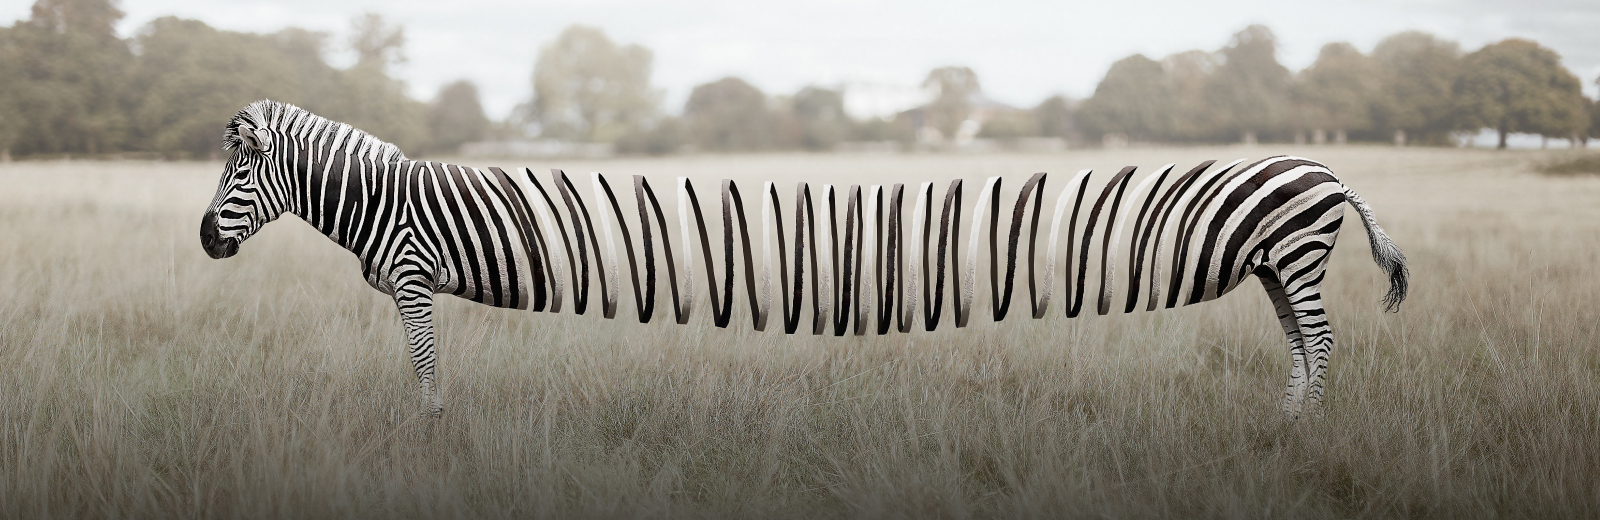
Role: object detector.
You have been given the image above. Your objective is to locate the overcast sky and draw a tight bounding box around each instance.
[6,0,1599,120]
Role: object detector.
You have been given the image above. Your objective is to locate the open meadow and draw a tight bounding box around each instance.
[1,146,1598,518]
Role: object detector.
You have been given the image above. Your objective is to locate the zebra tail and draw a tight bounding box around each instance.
[1342,186,1408,313]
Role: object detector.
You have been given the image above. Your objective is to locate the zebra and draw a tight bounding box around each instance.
[200,100,1407,419]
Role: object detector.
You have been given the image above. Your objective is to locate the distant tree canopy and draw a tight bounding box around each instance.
[1032,95,1074,138]
[427,80,490,154]
[1371,31,1462,144]
[684,77,774,152]
[1292,42,1381,137]
[1454,38,1589,148]
[1210,25,1292,141]
[1076,54,1170,141]
[0,0,433,158]
[921,66,981,137]
[1075,26,1595,147]
[2,5,1596,159]
[6,0,130,155]
[791,86,847,150]
[527,25,658,143]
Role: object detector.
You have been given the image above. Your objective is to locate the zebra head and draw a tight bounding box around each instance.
[201,101,290,259]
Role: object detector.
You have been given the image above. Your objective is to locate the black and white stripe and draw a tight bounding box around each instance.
[201,100,1408,419]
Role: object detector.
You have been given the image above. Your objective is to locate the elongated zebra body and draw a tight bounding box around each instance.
[201,101,1408,418]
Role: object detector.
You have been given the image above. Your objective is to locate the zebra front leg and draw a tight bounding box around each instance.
[394,282,443,417]
[1261,275,1309,419]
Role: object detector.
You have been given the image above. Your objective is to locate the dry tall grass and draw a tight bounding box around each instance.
[1,147,1596,518]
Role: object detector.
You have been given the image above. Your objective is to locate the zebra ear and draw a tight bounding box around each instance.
[238,126,271,154]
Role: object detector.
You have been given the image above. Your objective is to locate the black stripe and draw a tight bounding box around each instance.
[1139,160,1214,312]
[1169,161,1250,308]
[596,174,645,322]
[1123,165,1172,313]
[1195,158,1319,303]
[929,179,961,330]
[552,170,593,315]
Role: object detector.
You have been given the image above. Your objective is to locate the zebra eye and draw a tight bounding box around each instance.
[233,169,251,180]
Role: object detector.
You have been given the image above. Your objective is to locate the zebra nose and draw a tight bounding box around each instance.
[200,211,219,249]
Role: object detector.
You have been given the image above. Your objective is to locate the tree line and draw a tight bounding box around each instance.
[1078,25,1599,149]
[0,1,456,160]
[2,0,1597,160]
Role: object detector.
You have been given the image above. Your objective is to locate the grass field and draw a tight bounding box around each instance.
[1,146,1597,518]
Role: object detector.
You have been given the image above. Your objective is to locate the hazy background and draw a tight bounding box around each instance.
[1,0,1597,156]
[6,0,1594,118]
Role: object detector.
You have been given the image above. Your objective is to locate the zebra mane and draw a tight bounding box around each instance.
[223,100,408,163]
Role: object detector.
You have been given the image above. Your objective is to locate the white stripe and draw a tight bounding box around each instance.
[591,172,620,319]
[517,168,564,313]
[676,177,696,319]
[903,182,932,330]
[858,185,879,335]
[1148,158,1245,309]
[757,181,775,331]
[1100,164,1172,314]
[1041,169,1092,318]
[817,185,834,333]
[961,176,1001,325]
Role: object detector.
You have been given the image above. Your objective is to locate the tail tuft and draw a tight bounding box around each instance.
[1343,187,1408,312]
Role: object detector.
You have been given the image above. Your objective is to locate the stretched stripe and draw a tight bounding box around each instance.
[1041,169,1092,318]
[928,179,962,330]
[723,180,761,330]
[1103,164,1171,314]
[961,177,1000,327]
[1073,167,1134,318]
[881,184,903,335]
[902,182,931,332]
[635,176,674,323]
[998,172,1046,321]
[551,170,594,314]
[1169,160,1251,308]
[595,173,643,321]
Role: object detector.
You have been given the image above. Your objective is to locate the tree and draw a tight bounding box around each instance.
[1162,50,1223,141]
[349,13,404,74]
[1032,95,1073,138]
[1455,39,1589,149]
[8,0,131,155]
[1590,79,1600,145]
[1585,95,1598,146]
[1292,42,1381,143]
[1076,54,1171,141]
[791,86,847,150]
[1371,31,1461,145]
[127,17,299,157]
[614,117,686,155]
[1206,25,1291,142]
[0,26,22,160]
[921,66,981,137]
[331,14,429,153]
[427,80,489,155]
[683,77,773,152]
[528,25,658,143]
[975,111,1035,140]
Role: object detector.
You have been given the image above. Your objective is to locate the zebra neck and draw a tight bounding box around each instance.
[291,154,406,256]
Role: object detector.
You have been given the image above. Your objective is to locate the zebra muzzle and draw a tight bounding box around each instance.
[200,211,238,259]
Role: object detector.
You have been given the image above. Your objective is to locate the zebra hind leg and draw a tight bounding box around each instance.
[395,282,443,418]
[1290,283,1334,418]
[1260,274,1309,419]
